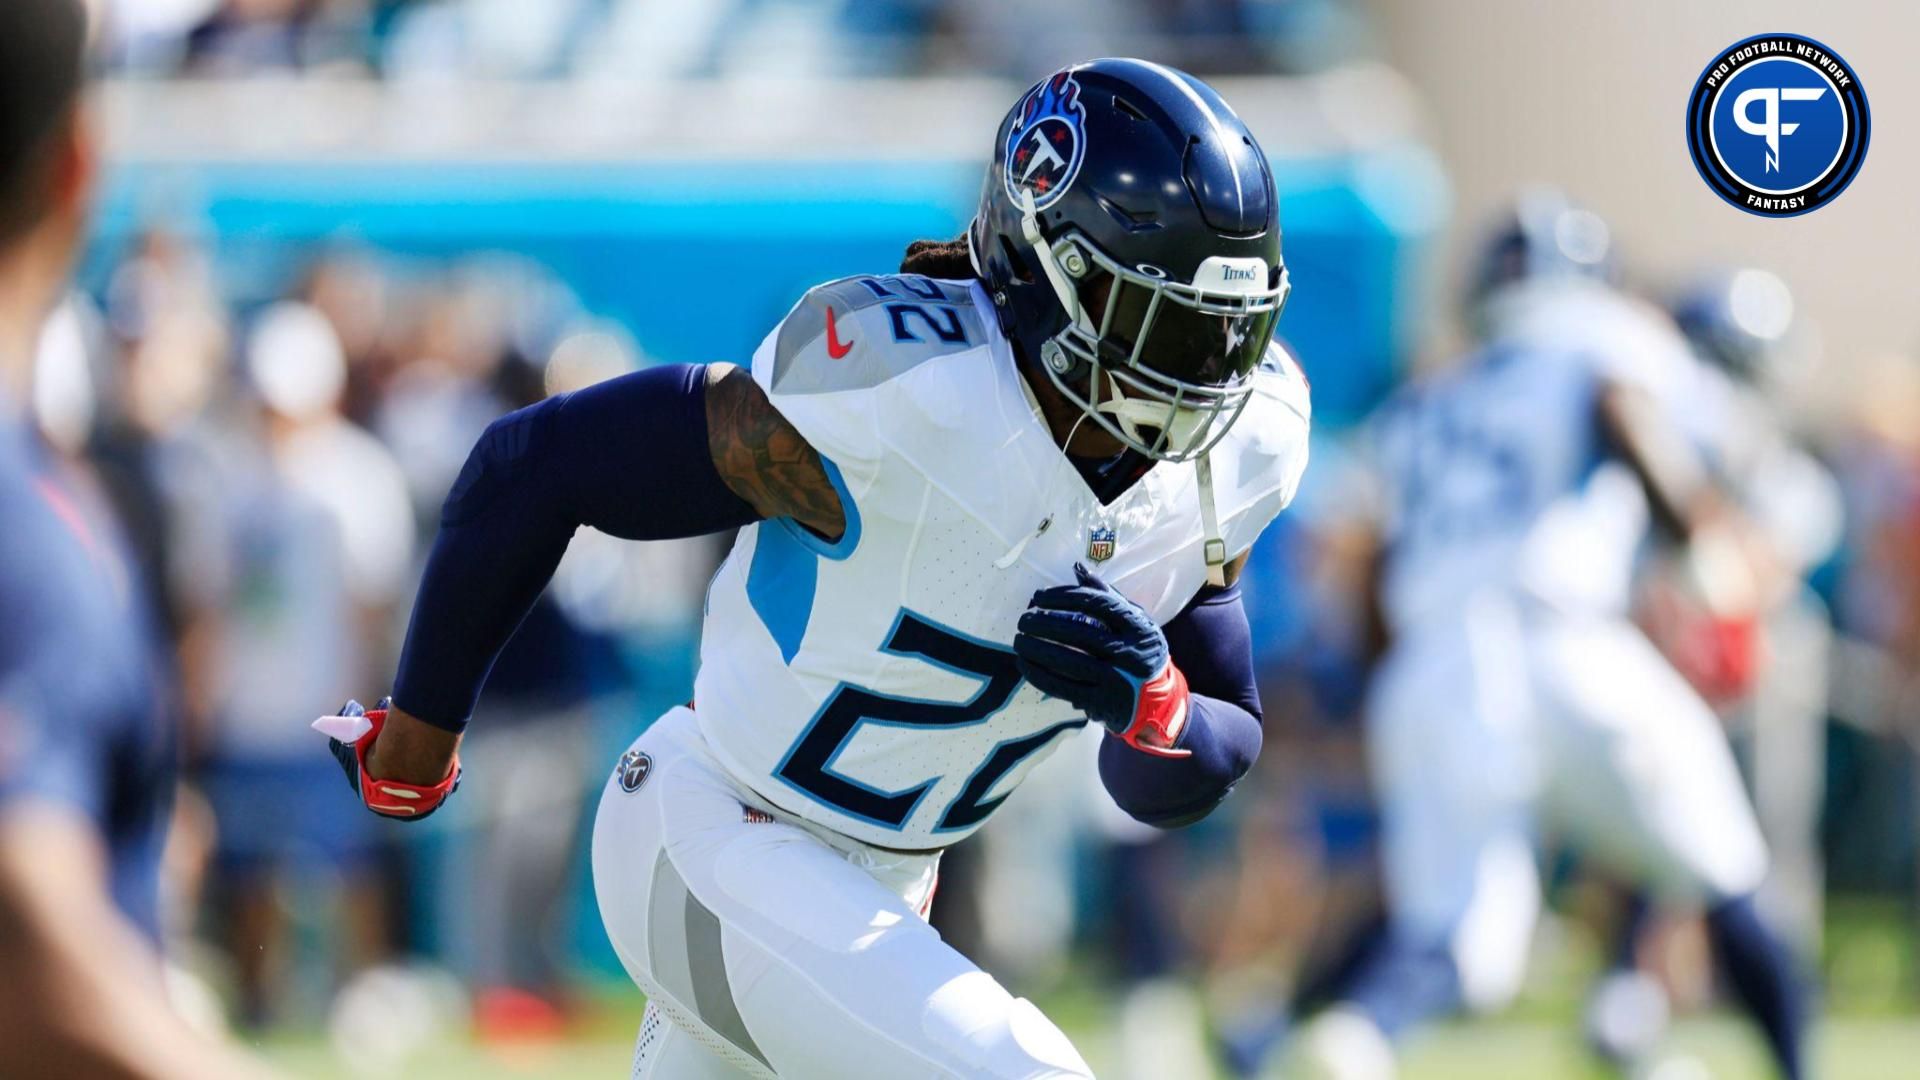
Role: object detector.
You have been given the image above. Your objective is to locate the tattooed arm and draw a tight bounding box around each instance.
[704,362,844,540]
[366,363,835,783]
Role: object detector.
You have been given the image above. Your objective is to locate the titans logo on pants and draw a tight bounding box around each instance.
[1686,33,1869,218]
[1004,71,1088,211]
[617,749,653,793]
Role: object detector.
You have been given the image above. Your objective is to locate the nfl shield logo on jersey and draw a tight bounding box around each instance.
[616,749,653,793]
[1087,527,1116,562]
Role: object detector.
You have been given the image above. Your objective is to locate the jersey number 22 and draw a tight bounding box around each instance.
[775,611,1082,835]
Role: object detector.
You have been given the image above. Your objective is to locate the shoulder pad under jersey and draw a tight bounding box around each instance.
[763,275,988,396]
[1253,341,1312,425]
[1209,342,1313,546]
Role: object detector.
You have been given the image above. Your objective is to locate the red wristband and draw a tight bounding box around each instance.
[353,708,462,817]
[1117,662,1193,759]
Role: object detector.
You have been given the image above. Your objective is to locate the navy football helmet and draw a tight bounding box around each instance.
[1467,187,1616,319]
[969,59,1289,463]
[1669,268,1798,383]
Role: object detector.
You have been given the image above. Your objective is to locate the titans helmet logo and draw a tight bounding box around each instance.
[1004,71,1088,211]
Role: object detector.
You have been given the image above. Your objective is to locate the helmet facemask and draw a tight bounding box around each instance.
[1017,194,1289,462]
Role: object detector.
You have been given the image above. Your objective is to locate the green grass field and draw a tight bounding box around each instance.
[254,1003,1920,1079]
[243,900,1920,1077]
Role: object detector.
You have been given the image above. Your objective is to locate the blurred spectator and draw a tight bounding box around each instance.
[374,291,513,530]
[298,250,398,429]
[102,0,1366,79]
[88,228,232,647]
[182,0,375,77]
[1828,353,1920,664]
[176,299,413,1027]
[1820,351,1920,893]
[383,0,601,80]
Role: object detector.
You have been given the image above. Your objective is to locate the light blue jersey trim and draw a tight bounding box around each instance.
[744,526,817,664]
[744,456,861,662]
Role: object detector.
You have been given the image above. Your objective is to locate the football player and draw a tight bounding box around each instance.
[1583,266,1842,1073]
[1287,192,1809,1080]
[0,1,270,1075]
[319,59,1310,1077]
[1664,267,1841,590]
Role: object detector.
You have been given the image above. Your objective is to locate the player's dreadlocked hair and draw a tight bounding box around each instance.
[898,236,978,280]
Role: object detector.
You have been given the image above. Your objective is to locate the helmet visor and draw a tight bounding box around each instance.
[1031,228,1289,461]
[1089,271,1279,385]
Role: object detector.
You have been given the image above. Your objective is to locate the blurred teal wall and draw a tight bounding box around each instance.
[95,150,1442,425]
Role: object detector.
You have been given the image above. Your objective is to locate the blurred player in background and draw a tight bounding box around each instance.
[1637,267,1842,717]
[1664,268,1840,610]
[319,58,1310,1077]
[1285,192,1811,1080]
[1584,266,1843,1072]
[1664,273,1841,927]
[0,0,268,1074]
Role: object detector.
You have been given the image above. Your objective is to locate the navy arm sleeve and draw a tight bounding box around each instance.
[392,364,761,732]
[1097,580,1263,828]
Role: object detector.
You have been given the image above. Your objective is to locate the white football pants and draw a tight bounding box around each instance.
[591,707,1095,1079]
[1368,593,1770,1012]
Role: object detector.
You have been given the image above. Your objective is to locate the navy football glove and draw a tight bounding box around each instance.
[1014,564,1192,757]
[314,697,462,821]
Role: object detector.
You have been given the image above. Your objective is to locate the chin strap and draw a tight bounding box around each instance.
[1197,452,1227,587]
[1017,185,1226,585]
[1019,190,1084,323]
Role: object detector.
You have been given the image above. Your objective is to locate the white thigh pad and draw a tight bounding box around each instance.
[923,973,1094,1079]
[711,829,942,955]
[1532,616,1769,901]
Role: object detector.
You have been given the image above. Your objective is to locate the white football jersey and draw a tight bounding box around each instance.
[691,274,1310,850]
[1373,280,1692,631]
[1672,360,1842,576]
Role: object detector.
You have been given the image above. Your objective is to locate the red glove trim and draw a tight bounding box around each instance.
[1117,662,1193,759]
[1692,614,1763,706]
[353,709,461,817]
